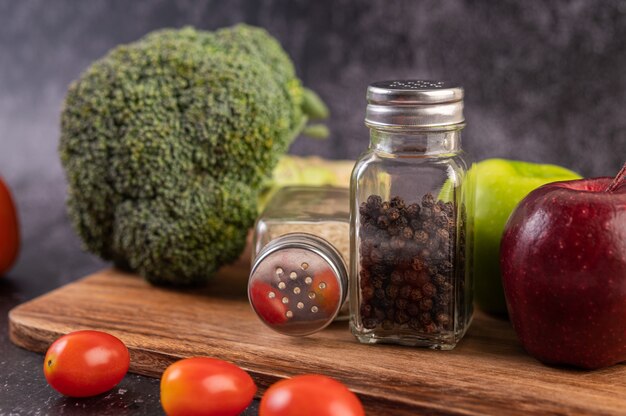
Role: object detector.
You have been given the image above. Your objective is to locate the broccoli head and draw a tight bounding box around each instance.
[59,24,328,285]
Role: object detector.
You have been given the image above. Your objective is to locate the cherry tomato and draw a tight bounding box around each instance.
[0,177,19,275]
[160,357,257,416]
[44,330,130,397]
[311,269,341,314]
[249,281,288,325]
[260,374,364,416]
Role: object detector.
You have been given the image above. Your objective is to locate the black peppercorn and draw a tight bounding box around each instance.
[395,216,408,228]
[424,322,437,333]
[360,304,373,318]
[395,298,408,310]
[413,230,428,245]
[422,282,437,298]
[371,248,383,263]
[406,303,420,317]
[420,298,433,311]
[367,195,383,210]
[434,213,448,228]
[437,293,451,306]
[395,310,410,324]
[432,274,446,287]
[409,288,423,302]
[389,236,405,250]
[422,193,435,208]
[406,203,421,219]
[363,318,378,329]
[388,208,400,222]
[387,225,401,236]
[422,219,437,234]
[386,284,399,300]
[361,286,374,301]
[411,256,426,272]
[399,285,412,299]
[359,202,370,218]
[420,312,433,325]
[374,287,385,299]
[377,215,390,229]
[408,318,422,330]
[427,236,440,251]
[439,260,453,273]
[390,270,404,285]
[390,196,405,210]
[358,193,464,339]
[436,313,451,326]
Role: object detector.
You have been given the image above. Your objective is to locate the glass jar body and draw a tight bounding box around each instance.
[253,186,350,262]
[349,128,473,349]
[253,186,350,318]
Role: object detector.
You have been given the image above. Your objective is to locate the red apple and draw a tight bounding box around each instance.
[501,163,626,369]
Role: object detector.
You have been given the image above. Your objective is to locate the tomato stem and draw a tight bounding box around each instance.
[606,162,626,193]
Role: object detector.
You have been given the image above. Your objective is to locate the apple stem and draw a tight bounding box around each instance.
[606,162,626,193]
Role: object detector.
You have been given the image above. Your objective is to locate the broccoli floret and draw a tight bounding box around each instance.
[59,25,328,285]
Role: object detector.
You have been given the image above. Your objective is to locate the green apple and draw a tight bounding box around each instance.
[473,159,581,315]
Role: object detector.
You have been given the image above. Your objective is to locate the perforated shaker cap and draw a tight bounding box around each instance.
[248,234,348,337]
[366,80,465,128]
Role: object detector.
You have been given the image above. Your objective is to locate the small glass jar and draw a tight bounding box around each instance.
[253,186,350,262]
[249,186,351,336]
[350,80,473,350]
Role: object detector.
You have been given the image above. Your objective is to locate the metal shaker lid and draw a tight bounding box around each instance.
[248,233,348,336]
[366,80,464,128]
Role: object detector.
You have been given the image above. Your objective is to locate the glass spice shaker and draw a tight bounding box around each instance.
[249,186,351,336]
[350,80,473,350]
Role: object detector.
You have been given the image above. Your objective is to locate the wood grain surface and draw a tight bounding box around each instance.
[9,266,626,415]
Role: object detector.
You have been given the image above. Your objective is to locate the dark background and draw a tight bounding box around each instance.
[1,1,625,414]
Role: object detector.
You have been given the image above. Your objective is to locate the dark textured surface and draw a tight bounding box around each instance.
[0,0,624,414]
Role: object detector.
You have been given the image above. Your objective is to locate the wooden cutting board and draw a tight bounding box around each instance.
[9,266,626,415]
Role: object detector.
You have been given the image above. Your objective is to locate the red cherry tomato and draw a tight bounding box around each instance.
[44,330,130,397]
[311,269,341,314]
[160,357,257,416]
[0,177,19,275]
[260,374,364,416]
[249,281,288,325]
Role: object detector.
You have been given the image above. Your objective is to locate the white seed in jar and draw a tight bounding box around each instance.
[318,282,327,290]
[278,282,286,290]
[286,310,293,318]
[304,276,313,285]
[290,271,298,280]
[293,287,301,295]
[275,267,283,275]
[301,262,309,270]
[308,292,316,299]
[282,297,289,304]
[268,292,276,299]
[297,302,304,309]
[311,306,319,313]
